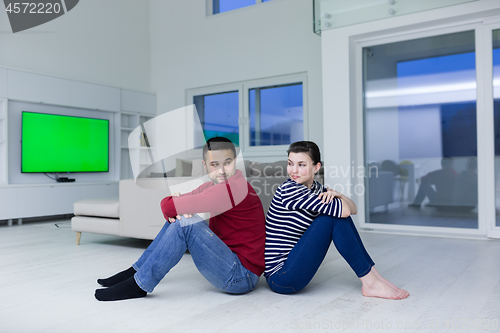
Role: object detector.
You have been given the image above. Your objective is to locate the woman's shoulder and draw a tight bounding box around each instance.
[279,179,300,190]
[274,179,298,195]
[279,179,314,197]
[312,180,324,192]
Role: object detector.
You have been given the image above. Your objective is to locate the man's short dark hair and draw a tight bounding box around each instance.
[202,137,237,161]
[287,141,321,165]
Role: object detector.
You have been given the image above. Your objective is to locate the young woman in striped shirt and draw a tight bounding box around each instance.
[265,141,409,300]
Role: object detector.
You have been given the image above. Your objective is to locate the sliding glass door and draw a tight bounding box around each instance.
[493,28,500,231]
[362,28,483,230]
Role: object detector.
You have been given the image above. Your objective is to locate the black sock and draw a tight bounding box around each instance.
[95,276,147,301]
[97,266,136,287]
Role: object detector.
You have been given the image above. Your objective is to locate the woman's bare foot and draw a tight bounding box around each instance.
[371,267,409,298]
[360,270,409,300]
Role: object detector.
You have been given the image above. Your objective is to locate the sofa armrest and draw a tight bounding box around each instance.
[119,177,209,240]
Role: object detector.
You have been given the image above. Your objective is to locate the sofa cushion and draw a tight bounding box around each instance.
[242,159,252,177]
[191,159,208,177]
[74,198,120,218]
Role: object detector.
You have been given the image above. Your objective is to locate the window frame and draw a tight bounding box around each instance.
[484,18,500,238]
[186,82,243,158]
[242,73,308,155]
[354,22,488,237]
[186,73,308,157]
[207,0,265,16]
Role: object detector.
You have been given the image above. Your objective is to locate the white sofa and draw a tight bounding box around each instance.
[71,177,208,244]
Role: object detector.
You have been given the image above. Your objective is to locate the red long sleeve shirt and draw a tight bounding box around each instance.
[160,170,265,276]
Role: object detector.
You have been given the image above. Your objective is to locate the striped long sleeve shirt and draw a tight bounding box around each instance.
[264,179,343,277]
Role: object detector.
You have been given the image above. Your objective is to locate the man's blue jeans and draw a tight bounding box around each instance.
[132,215,259,294]
[266,214,374,294]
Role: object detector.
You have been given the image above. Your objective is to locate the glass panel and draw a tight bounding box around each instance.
[214,0,255,14]
[193,91,239,145]
[249,83,302,146]
[315,0,477,31]
[493,29,500,227]
[363,30,478,229]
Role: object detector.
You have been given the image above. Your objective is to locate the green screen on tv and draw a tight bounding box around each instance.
[22,112,109,173]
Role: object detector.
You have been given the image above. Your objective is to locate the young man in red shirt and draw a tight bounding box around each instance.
[95,137,265,301]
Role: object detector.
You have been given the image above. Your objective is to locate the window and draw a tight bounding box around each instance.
[187,74,307,152]
[193,91,240,145]
[211,0,272,15]
[249,83,303,146]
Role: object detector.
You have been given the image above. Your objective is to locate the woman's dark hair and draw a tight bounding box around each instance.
[287,141,321,165]
[202,137,237,160]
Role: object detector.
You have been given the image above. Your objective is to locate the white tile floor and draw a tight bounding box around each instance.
[1,219,499,333]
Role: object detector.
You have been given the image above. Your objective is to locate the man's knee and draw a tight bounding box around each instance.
[171,217,209,241]
[177,215,206,228]
[166,220,183,234]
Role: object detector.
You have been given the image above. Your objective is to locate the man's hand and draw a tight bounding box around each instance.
[168,192,193,222]
[318,187,342,203]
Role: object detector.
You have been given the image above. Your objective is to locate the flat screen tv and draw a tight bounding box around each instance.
[22,111,109,173]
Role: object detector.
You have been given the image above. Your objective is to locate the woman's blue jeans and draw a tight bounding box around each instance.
[132,215,259,294]
[266,214,374,294]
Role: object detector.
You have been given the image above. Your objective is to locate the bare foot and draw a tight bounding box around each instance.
[371,267,409,298]
[360,271,409,300]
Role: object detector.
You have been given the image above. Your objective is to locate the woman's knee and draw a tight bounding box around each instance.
[312,214,343,233]
[318,213,353,222]
[313,214,337,226]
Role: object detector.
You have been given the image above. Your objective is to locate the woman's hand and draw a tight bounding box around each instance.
[318,187,342,203]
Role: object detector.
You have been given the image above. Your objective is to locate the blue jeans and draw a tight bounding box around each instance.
[266,214,374,294]
[132,215,259,294]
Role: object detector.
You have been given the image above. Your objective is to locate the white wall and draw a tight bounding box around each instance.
[0,0,152,92]
[149,0,323,157]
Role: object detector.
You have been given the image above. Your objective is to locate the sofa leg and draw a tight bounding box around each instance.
[76,232,82,245]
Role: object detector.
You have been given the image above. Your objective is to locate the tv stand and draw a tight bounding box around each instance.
[0,181,118,224]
